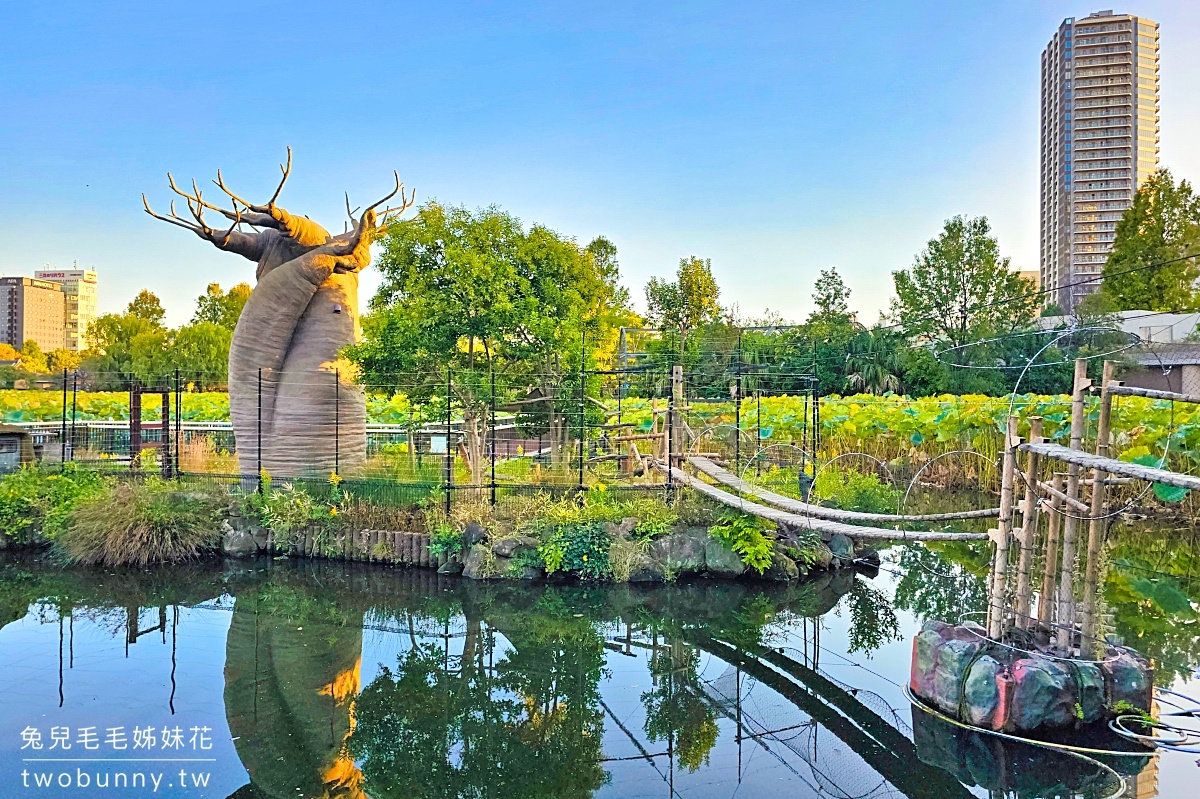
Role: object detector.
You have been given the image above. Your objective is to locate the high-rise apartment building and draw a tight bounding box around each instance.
[34,268,99,351]
[0,277,66,353]
[1040,10,1160,312]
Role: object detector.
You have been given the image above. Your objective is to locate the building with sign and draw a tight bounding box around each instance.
[0,277,66,352]
[34,269,98,351]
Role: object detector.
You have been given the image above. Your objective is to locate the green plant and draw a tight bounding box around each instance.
[242,481,337,538]
[0,464,108,545]
[608,537,649,582]
[538,521,611,580]
[707,512,774,573]
[55,477,225,566]
[812,466,900,514]
[428,524,463,558]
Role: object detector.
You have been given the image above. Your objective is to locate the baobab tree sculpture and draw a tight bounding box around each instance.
[143,150,414,478]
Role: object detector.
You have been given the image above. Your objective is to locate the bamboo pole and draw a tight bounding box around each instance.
[1082,360,1116,645]
[1036,479,1092,513]
[1055,359,1090,652]
[1015,417,1043,629]
[1038,473,1064,627]
[987,415,1020,640]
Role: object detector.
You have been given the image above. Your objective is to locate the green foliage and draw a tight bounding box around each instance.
[1100,168,1200,311]
[192,282,252,330]
[844,579,902,655]
[645,255,722,351]
[241,479,339,538]
[55,477,225,566]
[707,511,774,573]
[428,523,463,558]
[0,464,108,545]
[126,290,166,326]
[537,521,611,580]
[812,465,899,514]
[891,215,1038,354]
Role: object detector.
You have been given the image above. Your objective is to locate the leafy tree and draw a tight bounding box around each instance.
[891,216,1037,392]
[645,256,722,352]
[19,340,49,374]
[843,328,901,395]
[808,267,853,330]
[126,290,166,327]
[82,312,163,388]
[192,282,252,330]
[1100,169,1200,311]
[47,349,83,373]
[350,203,634,478]
[892,216,1037,348]
[0,343,19,362]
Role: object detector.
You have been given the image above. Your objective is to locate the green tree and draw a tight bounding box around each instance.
[892,216,1036,348]
[82,313,163,388]
[891,216,1037,392]
[645,256,722,352]
[19,340,49,374]
[808,267,853,330]
[126,290,166,327]
[350,202,634,478]
[47,349,83,373]
[1100,169,1200,311]
[843,328,901,395]
[192,282,252,330]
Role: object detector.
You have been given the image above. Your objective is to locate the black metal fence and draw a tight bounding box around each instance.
[21,361,821,511]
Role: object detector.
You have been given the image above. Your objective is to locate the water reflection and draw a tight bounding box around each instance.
[0,548,1186,798]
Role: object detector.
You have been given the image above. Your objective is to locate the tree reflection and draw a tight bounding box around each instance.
[892,544,988,623]
[348,608,608,799]
[642,643,719,772]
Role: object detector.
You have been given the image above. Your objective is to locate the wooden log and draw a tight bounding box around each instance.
[1083,360,1116,645]
[1056,359,1090,653]
[1015,417,1042,630]
[1107,384,1200,405]
[988,416,1019,640]
[1037,480,1091,513]
[687,456,1001,523]
[1038,474,1064,627]
[1020,442,1200,492]
[613,433,667,443]
[661,463,988,541]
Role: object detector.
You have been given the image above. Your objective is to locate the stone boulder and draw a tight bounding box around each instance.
[221,521,260,558]
[647,531,708,577]
[463,521,487,548]
[437,560,464,575]
[764,543,799,582]
[492,536,539,558]
[704,537,745,576]
[462,544,492,580]
[827,534,854,565]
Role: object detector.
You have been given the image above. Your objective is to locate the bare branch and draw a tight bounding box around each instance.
[143,194,203,234]
[267,146,292,207]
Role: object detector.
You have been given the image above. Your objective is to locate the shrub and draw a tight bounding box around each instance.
[812,466,899,514]
[242,480,338,539]
[0,464,108,546]
[707,511,774,573]
[56,478,225,566]
[428,523,463,559]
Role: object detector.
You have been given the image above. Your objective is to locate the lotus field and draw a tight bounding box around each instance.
[2,389,1195,468]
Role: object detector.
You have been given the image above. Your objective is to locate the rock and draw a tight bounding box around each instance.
[764,544,799,581]
[492,536,538,558]
[704,537,745,576]
[462,544,492,580]
[628,562,666,582]
[1009,658,1076,731]
[463,521,487,548]
[963,655,1003,728]
[853,546,881,568]
[437,560,464,575]
[515,565,543,580]
[648,531,708,576]
[828,534,854,564]
[618,517,640,537]
[222,528,259,558]
[1101,648,1153,713]
[811,542,835,570]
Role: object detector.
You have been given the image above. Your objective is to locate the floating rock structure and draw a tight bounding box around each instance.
[910,620,1153,733]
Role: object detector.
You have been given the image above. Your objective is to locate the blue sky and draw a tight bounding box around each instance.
[1,1,1197,326]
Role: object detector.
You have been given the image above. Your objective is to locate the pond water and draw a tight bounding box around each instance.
[0,538,1196,799]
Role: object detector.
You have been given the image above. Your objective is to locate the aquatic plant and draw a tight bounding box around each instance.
[55,477,225,566]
